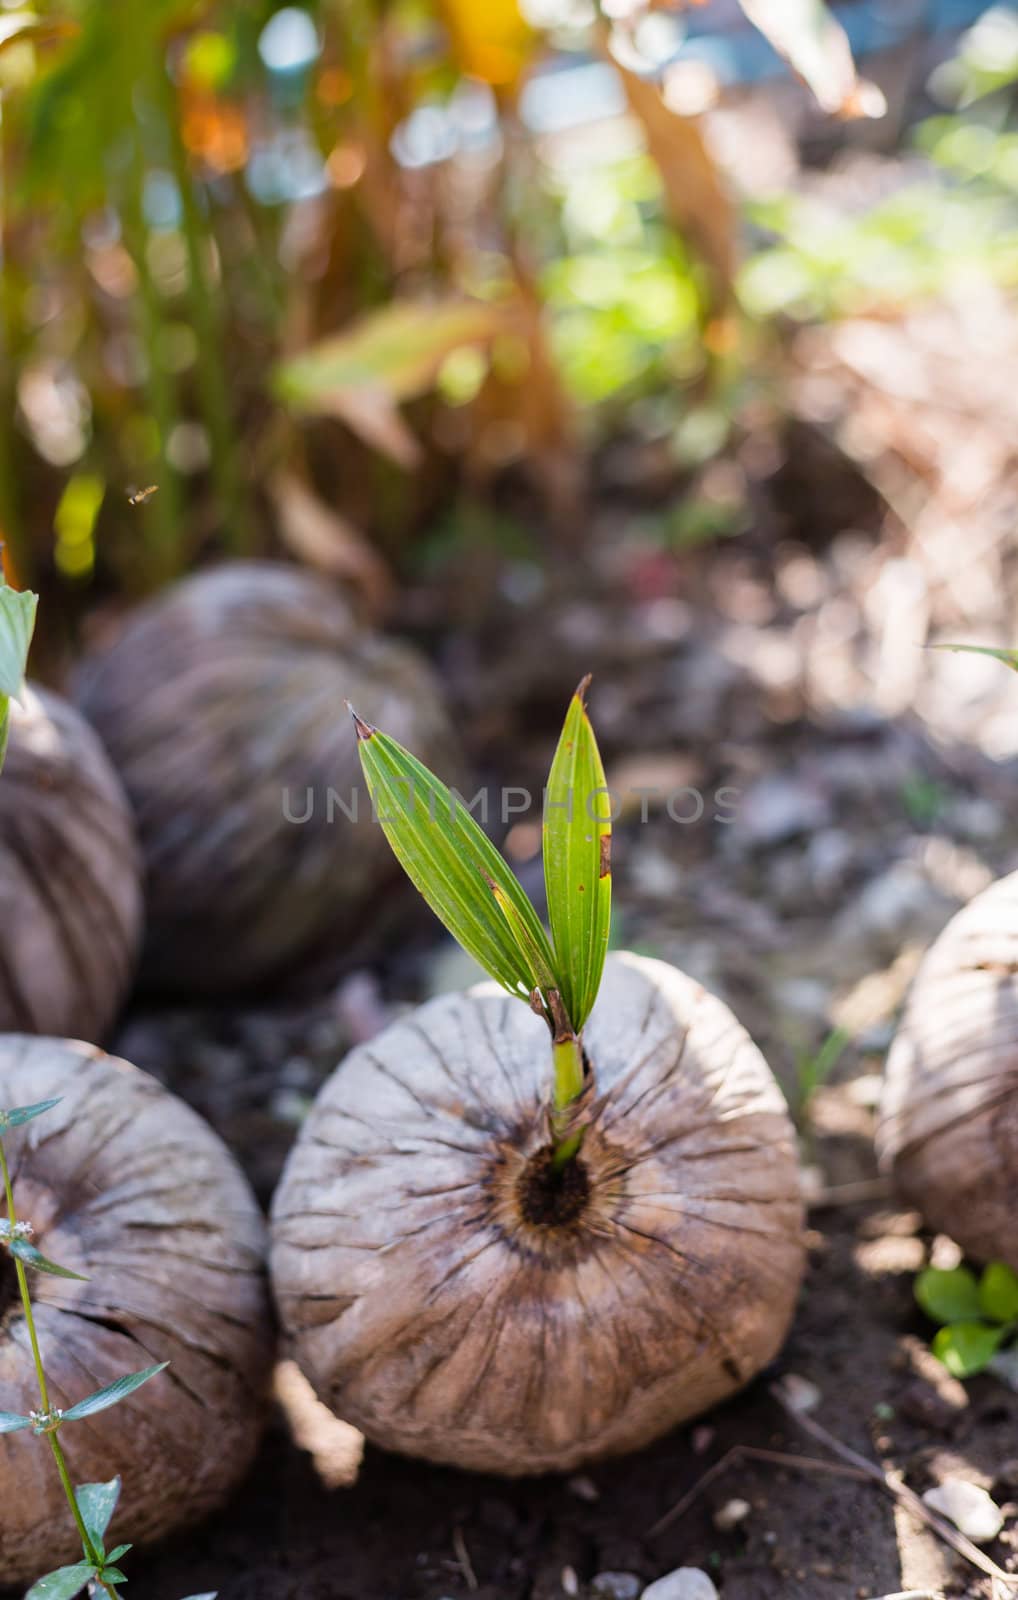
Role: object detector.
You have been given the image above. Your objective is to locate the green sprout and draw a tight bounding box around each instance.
[352,676,611,1165]
[915,1261,1018,1379]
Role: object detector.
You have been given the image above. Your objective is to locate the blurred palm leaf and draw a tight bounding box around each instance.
[738,0,886,119]
[275,298,511,467]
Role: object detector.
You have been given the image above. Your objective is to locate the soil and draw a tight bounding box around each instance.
[132,1194,1018,1600]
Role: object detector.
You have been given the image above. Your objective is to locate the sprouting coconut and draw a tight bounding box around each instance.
[271,681,805,1474]
[73,561,462,995]
[0,1036,272,1586]
[878,869,1018,1272]
[0,686,142,1042]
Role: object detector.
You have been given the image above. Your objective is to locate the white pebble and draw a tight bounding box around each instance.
[567,1473,600,1502]
[642,1569,719,1600]
[713,1497,751,1532]
[778,1372,821,1414]
[922,1477,1004,1543]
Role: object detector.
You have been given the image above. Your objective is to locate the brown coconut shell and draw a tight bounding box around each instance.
[878,869,1018,1271]
[271,952,805,1475]
[0,686,142,1042]
[0,1036,272,1586]
[73,561,462,995]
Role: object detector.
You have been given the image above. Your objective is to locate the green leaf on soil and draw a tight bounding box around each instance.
[543,676,612,1035]
[352,709,559,1005]
[978,1262,1018,1325]
[62,1363,168,1422]
[0,1410,32,1432]
[915,1265,983,1325]
[933,1321,1007,1378]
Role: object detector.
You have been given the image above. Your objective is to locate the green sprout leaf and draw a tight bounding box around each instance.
[9,1239,87,1280]
[933,1321,1007,1378]
[979,1262,1018,1324]
[100,1568,127,1584]
[62,1362,168,1422]
[0,569,38,773]
[931,642,1018,673]
[24,1563,97,1600]
[1,1097,61,1129]
[352,709,559,1005]
[0,1410,32,1433]
[915,1265,983,1325]
[105,1546,132,1564]
[76,1478,121,1551]
[543,677,612,1034]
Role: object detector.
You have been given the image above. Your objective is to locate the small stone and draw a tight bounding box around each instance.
[922,1478,1004,1543]
[642,1570,719,1600]
[562,1566,579,1596]
[691,1424,714,1454]
[713,1497,751,1532]
[590,1574,642,1600]
[777,1372,821,1414]
[568,1473,600,1503]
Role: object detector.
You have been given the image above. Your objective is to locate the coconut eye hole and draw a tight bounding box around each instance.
[516,1145,591,1229]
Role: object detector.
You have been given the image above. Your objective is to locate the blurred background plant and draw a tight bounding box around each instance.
[0,0,1009,643]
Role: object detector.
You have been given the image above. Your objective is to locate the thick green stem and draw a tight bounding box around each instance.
[550,1031,586,1167]
[0,1138,105,1574]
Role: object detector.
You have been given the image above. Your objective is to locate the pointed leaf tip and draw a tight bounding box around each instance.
[574,673,592,705]
[347,703,375,741]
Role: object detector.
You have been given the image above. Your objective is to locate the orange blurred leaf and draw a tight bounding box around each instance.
[611,55,736,301]
[275,298,509,468]
[270,472,391,615]
[437,0,534,88]
[738,0,886,119]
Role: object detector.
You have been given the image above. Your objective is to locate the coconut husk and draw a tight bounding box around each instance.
[271,952,805,1475]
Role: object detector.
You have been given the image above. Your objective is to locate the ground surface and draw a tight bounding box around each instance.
[130,1191,1018,1600]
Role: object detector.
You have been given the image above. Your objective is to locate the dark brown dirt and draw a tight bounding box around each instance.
[128,1184,1018,1600]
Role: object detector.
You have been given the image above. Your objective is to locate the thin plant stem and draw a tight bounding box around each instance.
[0,1137,107,1577]
[161,65,252,552]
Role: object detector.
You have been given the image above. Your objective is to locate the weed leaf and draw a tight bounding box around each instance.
[979,1262,1018,1324]
[9,1240,87,1280]
[933,1321,1007,1378]
[2,1098,61,1128]
[76,1479,121,1548]
[915,1265,982,1325]
[24,1564,97,1600]
[63,1363,168,1422]
[0,1410,32,1433]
